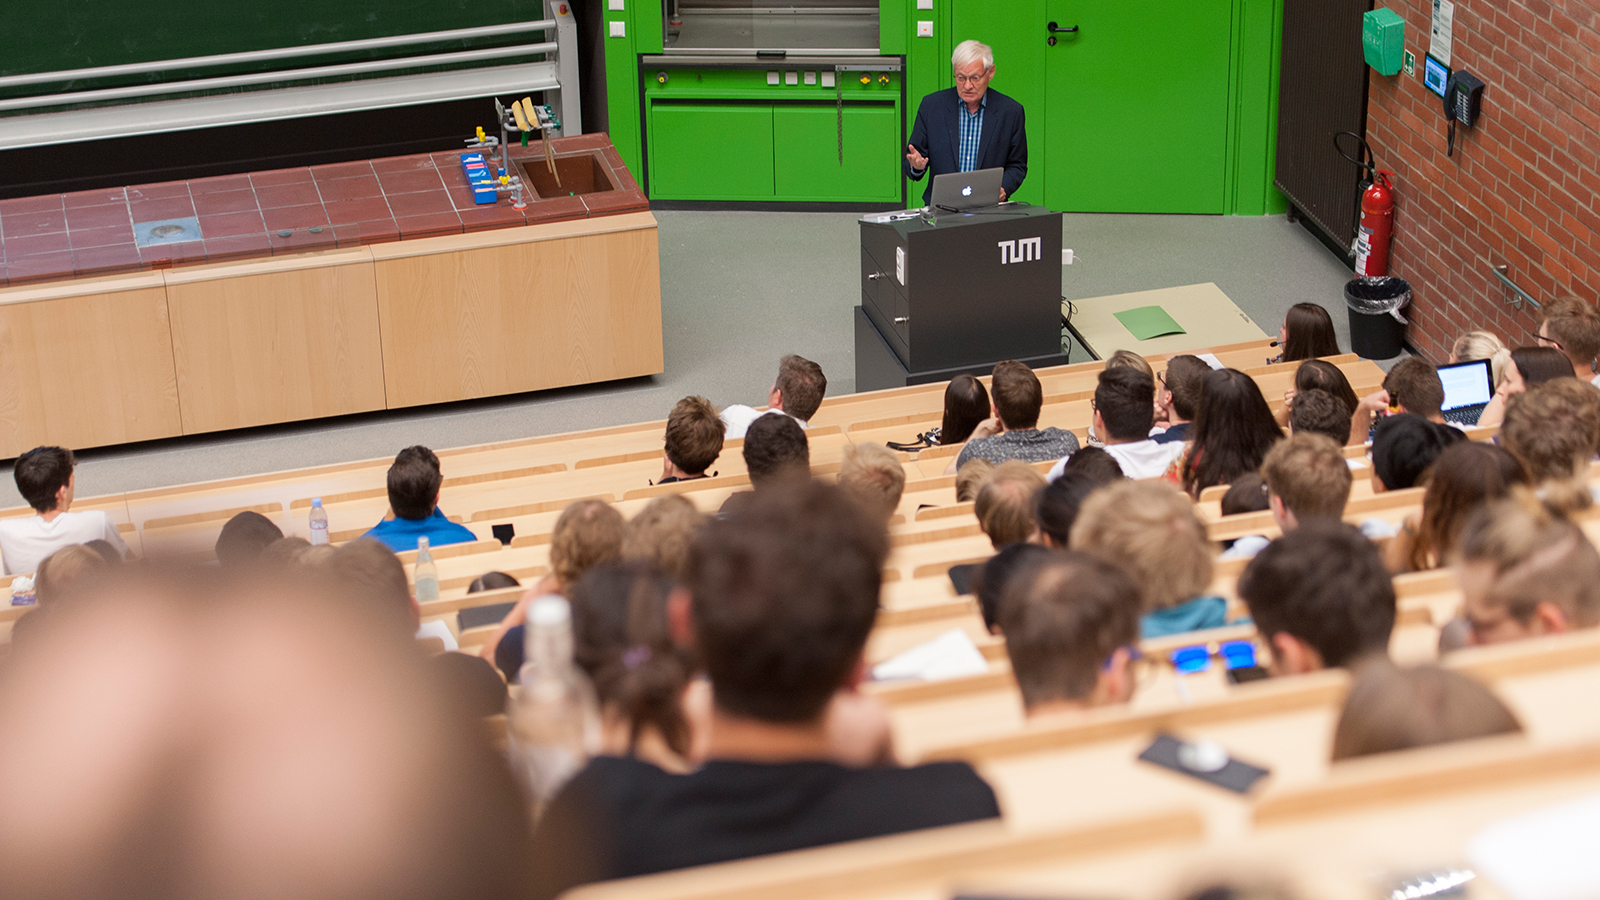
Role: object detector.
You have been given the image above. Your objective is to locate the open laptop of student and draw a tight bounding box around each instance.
[1439,358,1495,426]
[930,167,1004,212]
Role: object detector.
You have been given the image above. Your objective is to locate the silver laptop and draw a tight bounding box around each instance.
[930,167,1004,211]
[1438,358,1494,426]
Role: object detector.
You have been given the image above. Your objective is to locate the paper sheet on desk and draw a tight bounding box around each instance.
[416,619,458,652]
[1197,353,1225,370]
[1468,790,1600,900]
[872,628,989,683]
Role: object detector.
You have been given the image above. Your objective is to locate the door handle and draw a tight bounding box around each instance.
[1047,21,1078,33]
[868,272,885,280]
[893,316,909,324]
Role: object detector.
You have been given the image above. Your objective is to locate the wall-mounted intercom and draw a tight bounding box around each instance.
[1444,70,1485,126]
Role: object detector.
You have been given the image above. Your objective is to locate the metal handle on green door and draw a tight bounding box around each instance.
[1047,21,1079,33]
[893,317,909,324]
[868,273,885,280]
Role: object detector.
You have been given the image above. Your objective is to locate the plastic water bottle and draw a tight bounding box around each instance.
[308,497,329,546]
[508,595,599,815]
[413,536,439,602]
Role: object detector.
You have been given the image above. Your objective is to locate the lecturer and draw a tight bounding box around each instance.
[903,39,1028,205]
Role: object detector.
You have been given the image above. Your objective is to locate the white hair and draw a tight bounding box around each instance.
[952,40,994,72]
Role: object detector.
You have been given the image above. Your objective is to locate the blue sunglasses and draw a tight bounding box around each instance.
[1170,640,1257,674]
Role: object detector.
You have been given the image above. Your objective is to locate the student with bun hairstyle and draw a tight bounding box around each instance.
[1449,330,1512,390]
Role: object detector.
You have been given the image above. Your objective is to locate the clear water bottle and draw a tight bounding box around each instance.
[509,595,599,815]
[308,497,329,546]
[413,536,439,602]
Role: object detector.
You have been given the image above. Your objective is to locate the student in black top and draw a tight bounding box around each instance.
[530,480,1000,898]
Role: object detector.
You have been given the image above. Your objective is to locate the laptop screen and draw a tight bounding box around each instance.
[1438,359,1494,410]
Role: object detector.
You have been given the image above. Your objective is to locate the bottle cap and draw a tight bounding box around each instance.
[530,595,571,627]
[417,536,429,549]
[312,497,322,507]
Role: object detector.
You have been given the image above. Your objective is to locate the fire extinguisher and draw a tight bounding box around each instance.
[1334,132,1397,277]
[1355,171,1396,277]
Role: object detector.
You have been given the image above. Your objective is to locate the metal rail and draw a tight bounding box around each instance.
[1491,264,1540,311]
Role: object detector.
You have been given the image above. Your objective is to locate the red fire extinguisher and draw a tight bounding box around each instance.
[1355,170,1396,277]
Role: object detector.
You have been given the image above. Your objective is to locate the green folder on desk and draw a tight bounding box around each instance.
[1113,306,1187,341]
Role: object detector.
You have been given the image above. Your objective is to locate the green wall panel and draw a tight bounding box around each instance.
[774,103,901,202]
[950,0,1045,205]
[648,103,774,200]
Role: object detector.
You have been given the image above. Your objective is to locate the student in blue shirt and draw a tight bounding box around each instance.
[361,445,477,553]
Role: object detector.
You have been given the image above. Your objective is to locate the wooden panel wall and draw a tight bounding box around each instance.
[371,216,664,409]
[165,250,387,434]
[0,273,182,458]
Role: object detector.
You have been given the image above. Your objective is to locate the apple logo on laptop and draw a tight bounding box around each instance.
[962,185,973,197]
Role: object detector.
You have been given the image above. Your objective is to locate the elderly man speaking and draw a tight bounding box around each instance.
[903,39,1028,206]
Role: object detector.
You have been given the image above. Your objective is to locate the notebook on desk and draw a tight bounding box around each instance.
[1439,358,1495,426]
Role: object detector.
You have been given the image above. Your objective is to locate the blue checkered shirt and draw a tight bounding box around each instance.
[957,95,985,172]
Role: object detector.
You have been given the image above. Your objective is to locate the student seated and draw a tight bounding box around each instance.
[1047,367,1185,481]
[837,442,906,525]
[718,413,810,516]
[1033,450,1123,548]
[1386,442,1527,573]
[1180,368,1283,498]
[1288,387,1355,449]
[1236,522,1396,675]
[972,542,1050,633]
[935,374,991,446]
[1274,302,1340,363]
[1221,433,1353,561]
[1370,413,1466,492]
[214,510,284,567]
[954,458,995,502]
[1071,480,1227,638]
[997,550,1143,716]
[974,460,1047,549]
[360,445,477,553]
[621,494,705,583]
[950,360,1079,472]
[720,354,827,439]
[1538,295,1600,385]
[1500,378,1600,512]
[1332,660,1521,760]
[1275,359,1359,430]
[1153,354,1208,443]
[1219,473,1270,516]
[1475,345,1577,428]
[1353,357,1451,439]
[658,395,725,484]
[1454,494,1600,645]
[0,447,129,577]
[528,481,999,897]
[1449,330,1511,390]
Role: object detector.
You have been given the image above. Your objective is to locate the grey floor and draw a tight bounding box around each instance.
[0,209,1356,509]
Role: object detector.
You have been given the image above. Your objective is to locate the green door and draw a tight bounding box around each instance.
[1041,0,1233,213]
[773,103,902,202]
[648,103,775,200]
[950,0,1048,205]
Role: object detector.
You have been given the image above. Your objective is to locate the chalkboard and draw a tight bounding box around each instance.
[0,0,548,83]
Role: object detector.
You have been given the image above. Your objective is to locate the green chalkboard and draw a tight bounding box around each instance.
[0,0,546,80]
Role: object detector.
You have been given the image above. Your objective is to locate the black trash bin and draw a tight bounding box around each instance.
[1344,276,1411,359]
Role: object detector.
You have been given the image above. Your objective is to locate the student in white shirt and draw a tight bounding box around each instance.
[719,355,826,440]
[0,446,128,576]
[1048,367,1185,482]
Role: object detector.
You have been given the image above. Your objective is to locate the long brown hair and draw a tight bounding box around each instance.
[1408,442,1528,571]
[1183,369,1284,497]
[1282,303,1340,362]
[1293,359,1359,415]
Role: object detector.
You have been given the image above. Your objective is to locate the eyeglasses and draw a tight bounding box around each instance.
[1532,329,1564,351]
[954,73,990,86]
[1170,640,1258,674]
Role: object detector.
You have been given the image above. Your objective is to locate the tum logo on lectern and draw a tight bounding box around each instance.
[998,237,1042,264]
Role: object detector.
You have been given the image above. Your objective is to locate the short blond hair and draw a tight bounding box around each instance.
[1261,432,1352,521]
[35,544,109,605]
[838,443,906,523]
[622,494,705,582]
[955,458,995,503]
[952,39,994,71]
[974,461,1046,548]
[1070,480,1214,612]
[1105,349,1154,378]
[551,499,625,587]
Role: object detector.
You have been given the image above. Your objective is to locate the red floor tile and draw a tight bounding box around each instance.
[394,212,463,239]
[203,233,274,262]
[4,231,73,258]
[250,167,314,187]
[331,219,401,246]
[193,189,263,217]
[312,160,376,180]
[139,241,207,266]
[322,196,393,224]
[458,204,528,231]
[2,206,67,237]
[69,224,138,249]
[63,187,129,209]
[188,174,254,193]
[72,244,143,277]
[268,227,339,255]
[199,210,268,239]
[0,195,65,216]
[316,175,384,202]
[5,251,76,283]
[254,181,323,209]
[128,198,197,222]
[126,180,192,202]
[375,167,447,194]
[64,203,135,230]
[261,204,328,231]
[386,190,456,218]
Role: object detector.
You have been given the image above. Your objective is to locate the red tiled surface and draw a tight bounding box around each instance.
[0,135,646,286]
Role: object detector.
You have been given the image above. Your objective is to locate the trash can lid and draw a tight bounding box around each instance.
[1345,276,1412,313]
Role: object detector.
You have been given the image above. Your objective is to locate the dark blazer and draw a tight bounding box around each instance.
[903,87,1028,204]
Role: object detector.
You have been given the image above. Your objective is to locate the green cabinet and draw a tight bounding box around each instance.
[773,103,901,202]
[649,103,776,200]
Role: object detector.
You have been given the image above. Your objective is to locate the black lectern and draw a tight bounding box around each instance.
[854,204,1067,391]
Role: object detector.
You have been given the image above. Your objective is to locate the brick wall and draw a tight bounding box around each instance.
[1366,0,1600,361]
